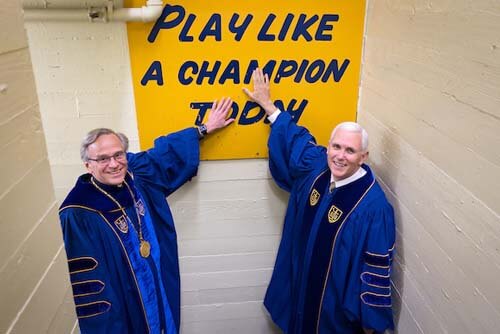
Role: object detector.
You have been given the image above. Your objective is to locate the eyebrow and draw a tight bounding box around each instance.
[96,150,124,158]
[331,142,358,152]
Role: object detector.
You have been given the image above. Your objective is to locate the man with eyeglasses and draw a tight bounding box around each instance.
[59,98,234,334]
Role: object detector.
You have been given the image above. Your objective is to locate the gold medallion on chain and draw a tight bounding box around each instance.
[140,240,151,258]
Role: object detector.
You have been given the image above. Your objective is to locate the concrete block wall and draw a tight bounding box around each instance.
[0,0,75,333]
[24,21,140,201]
[360,1,500,333]
[171,160,285,333]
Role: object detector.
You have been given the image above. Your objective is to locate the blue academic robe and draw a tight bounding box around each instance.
[59,128,200,334]
[264,112,395,333]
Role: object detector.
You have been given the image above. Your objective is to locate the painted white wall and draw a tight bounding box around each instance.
[19,0,500,333]
[0,0,75,333]
[360,1,500,333]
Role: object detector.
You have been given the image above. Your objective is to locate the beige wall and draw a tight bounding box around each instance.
[0,0,75,333]
[15,0,500,333]
[360,1,500,333]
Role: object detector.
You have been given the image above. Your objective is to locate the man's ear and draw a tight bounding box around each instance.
[360,151,369,165]
[84,161,92,173]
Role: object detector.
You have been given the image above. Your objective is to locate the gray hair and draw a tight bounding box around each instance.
[80,128,129,162]
[329,122,369,151]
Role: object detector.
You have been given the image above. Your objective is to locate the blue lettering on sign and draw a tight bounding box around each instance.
[191,102,213,125]
[274,99,308,122]
[141,61,164,86]
[148,4,185,42]
[291,14,318,41]
[219,60,241,84]
[275,60,298,83]
[191,100,309,125]
[200,14,222,41]
[148,5,338,42]
[229,14,253,41]
[177,60,222,85]
[316,14,338,40]
[178,61,197,84]
[191,101,239,125]
[149,58,349,87]
[278,14,294,41]
[258,14,277,41]
[179,14,196,41]
[324,59,350,82]
[177,59,350,86]
[239,102,266,125]
[257,13,339,41]
[197,61,222,84]
[243,60,276,83]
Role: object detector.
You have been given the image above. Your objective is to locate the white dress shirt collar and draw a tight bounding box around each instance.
[330,166,367,188]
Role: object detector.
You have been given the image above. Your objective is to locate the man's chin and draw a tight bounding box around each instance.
[331,168,345,179]
[107,174,126,185]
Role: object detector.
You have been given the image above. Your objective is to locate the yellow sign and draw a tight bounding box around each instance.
[126,1,365,159]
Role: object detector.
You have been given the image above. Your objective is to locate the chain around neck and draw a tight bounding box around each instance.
[90,177,145,242]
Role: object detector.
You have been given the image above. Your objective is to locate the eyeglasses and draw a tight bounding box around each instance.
[87,151,126,165]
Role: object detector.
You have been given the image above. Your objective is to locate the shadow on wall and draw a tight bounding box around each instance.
[268,178,290,208]
[370,129,404,334]
[265,178,289,334]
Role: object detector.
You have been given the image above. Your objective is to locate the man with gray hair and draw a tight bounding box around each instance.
[244,69,395,334]
[59,98,234,334]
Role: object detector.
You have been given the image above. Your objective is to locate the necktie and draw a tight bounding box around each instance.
[329,182,336,193]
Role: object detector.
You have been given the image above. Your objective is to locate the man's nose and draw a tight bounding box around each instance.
[108,157,119,167]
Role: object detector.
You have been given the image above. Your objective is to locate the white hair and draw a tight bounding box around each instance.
[329,122,369,151]
[80,128,129,162]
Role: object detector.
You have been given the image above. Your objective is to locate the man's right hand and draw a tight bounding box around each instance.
[205,97,235,134]
[242,68,278,117]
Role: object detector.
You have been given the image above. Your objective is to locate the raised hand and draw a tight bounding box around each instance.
[205,97,235,134]
[243,68,277,117]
